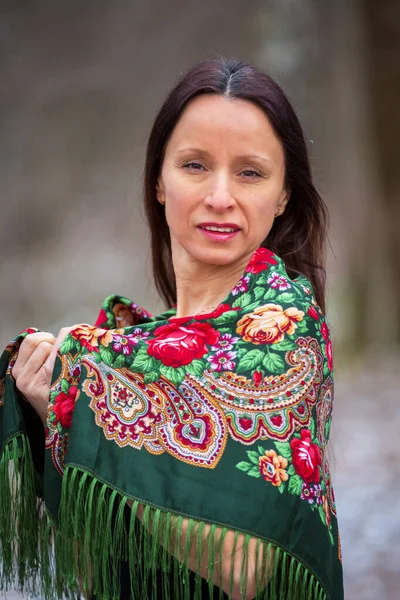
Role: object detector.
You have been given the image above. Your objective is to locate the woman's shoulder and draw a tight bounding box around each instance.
[229,254,333,377]
[231,250,328,325]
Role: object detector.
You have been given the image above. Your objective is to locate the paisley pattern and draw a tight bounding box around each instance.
[82,355,228,467]
[202,337,322,444]
[80,335,322,468]
[157,375,228,467]
[82,357,166,450]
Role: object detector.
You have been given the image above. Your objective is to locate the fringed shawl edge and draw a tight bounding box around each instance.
[0,432,329,600]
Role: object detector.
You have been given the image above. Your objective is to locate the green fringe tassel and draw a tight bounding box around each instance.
[0,435,41,596]
[0,437,329,600]
[0,434,80,599]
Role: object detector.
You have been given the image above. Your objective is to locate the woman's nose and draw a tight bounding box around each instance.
[205,175,235,211]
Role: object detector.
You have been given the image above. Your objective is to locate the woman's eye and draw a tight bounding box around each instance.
[181,163,262,178]
[183,161,205,171]
[240,169,263,178]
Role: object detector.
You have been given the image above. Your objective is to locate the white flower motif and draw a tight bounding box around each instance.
[207,350,237,372]
[267,272,292,291]
[211,333,239,352]
[232,275,250,296]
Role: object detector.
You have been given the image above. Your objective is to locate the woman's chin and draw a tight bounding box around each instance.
[186,243,248,267]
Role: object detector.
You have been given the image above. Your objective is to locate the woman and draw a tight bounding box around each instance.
[0,58,343,599]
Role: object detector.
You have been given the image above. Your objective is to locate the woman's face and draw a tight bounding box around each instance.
[157,94,289,268]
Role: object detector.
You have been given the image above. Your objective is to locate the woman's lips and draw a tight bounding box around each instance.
[197,226,240,242]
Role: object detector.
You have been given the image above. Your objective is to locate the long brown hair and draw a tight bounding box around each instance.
[144,58,329,313]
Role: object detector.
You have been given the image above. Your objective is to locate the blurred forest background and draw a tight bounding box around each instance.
[0,0,399,598]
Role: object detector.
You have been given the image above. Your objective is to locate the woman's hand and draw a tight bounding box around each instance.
[11,326,82,427]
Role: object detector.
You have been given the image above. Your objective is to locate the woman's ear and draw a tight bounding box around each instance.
[156,178,165,205]
[275,187,291,217]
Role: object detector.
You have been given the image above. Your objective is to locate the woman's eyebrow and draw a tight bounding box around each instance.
[237,154,273,166]
[176,148,273,165]
[176,147,211,155]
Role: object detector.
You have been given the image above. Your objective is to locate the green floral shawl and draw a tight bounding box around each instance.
[0,247,343,599]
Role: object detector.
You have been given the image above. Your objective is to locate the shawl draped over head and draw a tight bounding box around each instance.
[0,247,343,600]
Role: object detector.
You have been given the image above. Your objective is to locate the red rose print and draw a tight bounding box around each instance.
[53,385,79,429]
[147,322,220,367]
[307,306,319,320]
[326,340,333,371]
[290,429,321,483]
[245,248,277,274]
[252,370,263,386]
[321,322,330,341]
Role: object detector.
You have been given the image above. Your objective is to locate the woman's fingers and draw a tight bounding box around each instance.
[12,337,56,412]
[16,342,53,402]
[12,324,87,389]
[14,342,54,395]
[9,324,89,426]
[12,332,56,380]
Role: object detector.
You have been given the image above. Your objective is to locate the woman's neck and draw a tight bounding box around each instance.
[172,248,251,319]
